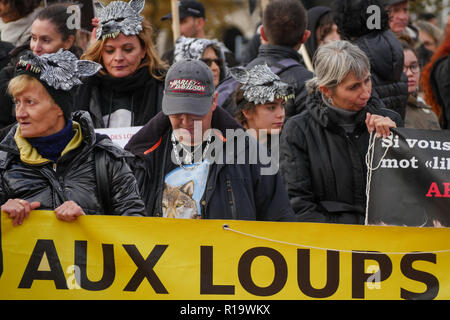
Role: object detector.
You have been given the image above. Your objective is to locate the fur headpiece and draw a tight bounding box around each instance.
[230,64,294,105]
[95,0,145,40]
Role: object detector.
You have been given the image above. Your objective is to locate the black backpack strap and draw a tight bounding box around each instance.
[94,149,113,215]
[216,75,240,107]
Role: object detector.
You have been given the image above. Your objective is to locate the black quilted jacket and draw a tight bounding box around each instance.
[0,111,145,216]
[280,91,403,224]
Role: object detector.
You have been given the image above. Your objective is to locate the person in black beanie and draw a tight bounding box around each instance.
[0,50,146,226]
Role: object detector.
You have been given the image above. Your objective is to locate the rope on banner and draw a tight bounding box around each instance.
[364,132,392,225]
[222,224,450,255]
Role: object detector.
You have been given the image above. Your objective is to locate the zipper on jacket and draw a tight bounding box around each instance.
[226,178,237,219]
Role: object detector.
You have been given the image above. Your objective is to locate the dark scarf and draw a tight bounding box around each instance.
[27,119,75,162]
[94,67,163,126]
[96,67,152,92]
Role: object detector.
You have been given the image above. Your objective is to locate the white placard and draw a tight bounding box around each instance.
[95,126,143,148]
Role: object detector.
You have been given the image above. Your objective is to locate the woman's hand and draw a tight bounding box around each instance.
[54,201,85,222]
[1,199,41,226]
[89,17,100,46]
[365,112,397,138]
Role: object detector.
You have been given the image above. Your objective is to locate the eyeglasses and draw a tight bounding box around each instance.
[403,63,420,74]
[200,58,222,67]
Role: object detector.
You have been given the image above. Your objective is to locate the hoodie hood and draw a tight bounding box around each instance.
[173,36,228,83]
[355,30,404,82]
[305,6,331,61]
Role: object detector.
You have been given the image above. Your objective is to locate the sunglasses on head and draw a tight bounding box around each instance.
[200,58,223,67]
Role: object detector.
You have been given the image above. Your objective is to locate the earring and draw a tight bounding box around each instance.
[328,97,333,105]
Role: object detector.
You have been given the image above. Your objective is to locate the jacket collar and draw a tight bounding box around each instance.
[14,121,83,165]
[306,89,383,131]
[257,44,303,63]
[0,110,99,168]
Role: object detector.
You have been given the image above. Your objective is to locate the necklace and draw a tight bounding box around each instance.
[171,131,213,170]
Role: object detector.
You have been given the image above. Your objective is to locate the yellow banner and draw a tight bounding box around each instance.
[1,211,449,300]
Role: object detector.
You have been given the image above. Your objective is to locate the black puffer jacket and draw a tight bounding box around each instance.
[125,107,296,221]
[429,55,450,129]
[0,111,145,216]
[354,30,409,119]
[245,44,314,119]
[280,91,403,224]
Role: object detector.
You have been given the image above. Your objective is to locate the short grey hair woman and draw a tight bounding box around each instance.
[280,40,403,224]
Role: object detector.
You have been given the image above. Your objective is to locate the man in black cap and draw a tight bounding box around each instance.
[161,0,206,38]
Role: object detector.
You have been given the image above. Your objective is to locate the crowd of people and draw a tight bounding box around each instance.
[0,0,449,227]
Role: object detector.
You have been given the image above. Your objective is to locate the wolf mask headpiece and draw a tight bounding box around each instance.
[15,49,102,119]
[230,64,295,105]
[95,0,145,40]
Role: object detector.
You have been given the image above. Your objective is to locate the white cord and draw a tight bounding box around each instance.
[222,224,450,255]
[365,132,392,225]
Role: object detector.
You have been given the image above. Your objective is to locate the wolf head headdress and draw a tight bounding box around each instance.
[15,49,102,119]
[95,0,145,40]
[230,64,295,105]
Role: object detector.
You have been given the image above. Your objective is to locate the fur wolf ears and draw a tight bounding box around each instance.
[94,0,145,15]
[76,60,102,77]
[129,0,146,14]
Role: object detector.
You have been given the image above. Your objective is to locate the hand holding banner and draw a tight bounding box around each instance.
[366,128,450,227]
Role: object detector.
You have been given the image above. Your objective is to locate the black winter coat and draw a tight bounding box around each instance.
[125,107,296,221]
[280,91,403,224]
[0,111,145,216]
[74,68,164,128]
[429,55,450,129]
[354,30,409,119]
[245,44,314,119]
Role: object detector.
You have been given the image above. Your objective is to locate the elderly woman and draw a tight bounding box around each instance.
[74,0,167,128]
[231,64,294,145]
[0,50,146,226]
[280,40,403,224]
[173,36,227,88]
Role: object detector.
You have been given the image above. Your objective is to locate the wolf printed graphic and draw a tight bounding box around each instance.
[162,181,200,219]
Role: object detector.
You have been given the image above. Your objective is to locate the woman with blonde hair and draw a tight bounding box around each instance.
[74,0,167,128]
